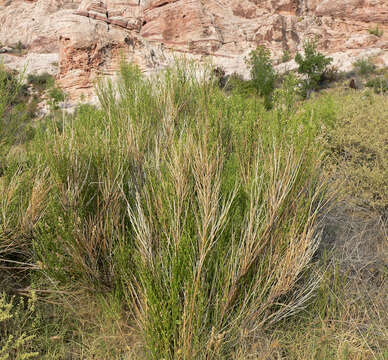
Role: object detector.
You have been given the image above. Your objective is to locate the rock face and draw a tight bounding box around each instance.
[1,0,387,99]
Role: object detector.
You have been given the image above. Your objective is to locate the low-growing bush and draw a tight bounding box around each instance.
[368,25,384,37]
[322,65,340,84]
[223,72,256,96]
[353,58,376,76]
[281,50,291,63]
[48,86,66,109]
[365,77,388,93]
[0,67,37,155]
[0,292,39,360]
[2,61,334,359]
[295,39,333,97]
[27,72,54,91]
[246,46,277,109]
[6,60,386,359]
[26,72,66,110]
[273,73,300,118]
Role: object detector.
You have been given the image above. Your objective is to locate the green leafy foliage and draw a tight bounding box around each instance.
[0,292,39,360]
[295,39,333,97]
[281,50,292,63]
[0,67,37,162]
[1,60,387,359]
[353,58,376,76]
[368,25,384,37]
[27,73,54,91]
[273,73,300,118]
[48,87,66,110]
[1,61,335,359]
[246,46,277,109]
[365,77,388,94]
[223,72,256,97]
[27,72,65,110]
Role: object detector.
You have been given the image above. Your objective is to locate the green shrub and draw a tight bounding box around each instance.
[26,72,66,110]
[0,61,387,359]
[322,65,340,83]
[19,61,335,359]
[27,73,54,91]
[48,87,66,109]
[223,72,256,97]
[0,292,39,360]
[0,66,21,118]
[353,58,376,76]
[273,73,300,118]
[368,25,384,37]
[295,39,333,97]
[245,46,277,109]
[281,50,291,63]
[365,77,388,93]
[0,66,37,154]
[8,41,27,56]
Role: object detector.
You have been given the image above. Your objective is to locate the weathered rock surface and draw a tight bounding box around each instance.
[0,0,387,99]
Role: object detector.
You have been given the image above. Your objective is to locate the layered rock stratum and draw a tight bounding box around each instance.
[1,0,387,99]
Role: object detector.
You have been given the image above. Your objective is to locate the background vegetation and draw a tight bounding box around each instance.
[0,49,387,359]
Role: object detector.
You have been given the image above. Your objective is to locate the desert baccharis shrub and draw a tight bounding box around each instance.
[223,72,257,97]
[281,50,292,63]
[27,73,54,91]
[246,45,277,109]
[0,66,47,247]
[368,25,384,37]
[0,291,39,360]
[365,77,388,94]
[273,73,300,118]
[27,72,66,110]
[0,66,43,158]
[17,60,337,359]
[47,86,66,110]
[295,39,333,97]
[353,57,376,76]
[1,60,387,359]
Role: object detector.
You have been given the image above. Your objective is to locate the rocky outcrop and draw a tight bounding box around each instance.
[1,0,387,99]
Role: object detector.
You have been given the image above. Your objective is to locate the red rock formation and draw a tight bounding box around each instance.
[1,0,387,99]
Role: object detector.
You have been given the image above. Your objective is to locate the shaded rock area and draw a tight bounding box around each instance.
[0,0,387,99]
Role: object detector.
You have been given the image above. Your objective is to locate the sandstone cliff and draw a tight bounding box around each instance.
[0,0,387,99]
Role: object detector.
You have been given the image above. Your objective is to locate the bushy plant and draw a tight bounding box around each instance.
[353,58,376,76]
[0,292,39,360]
[27,72,65,109]
[0,66,36,158]
[365,77,388,93]
[281,50,291,63]
[322,65,339,83]
[368,25,384,37]
[223,72,256,97]
[0,66,21,120]
[246,46,277,109]
[1,61,387,359]
[18,61,334,359]
[48,86,66,110]
[295,39,333,97]
[273,73,300,118]
[8,41,27,56]
[27,72,54,91]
